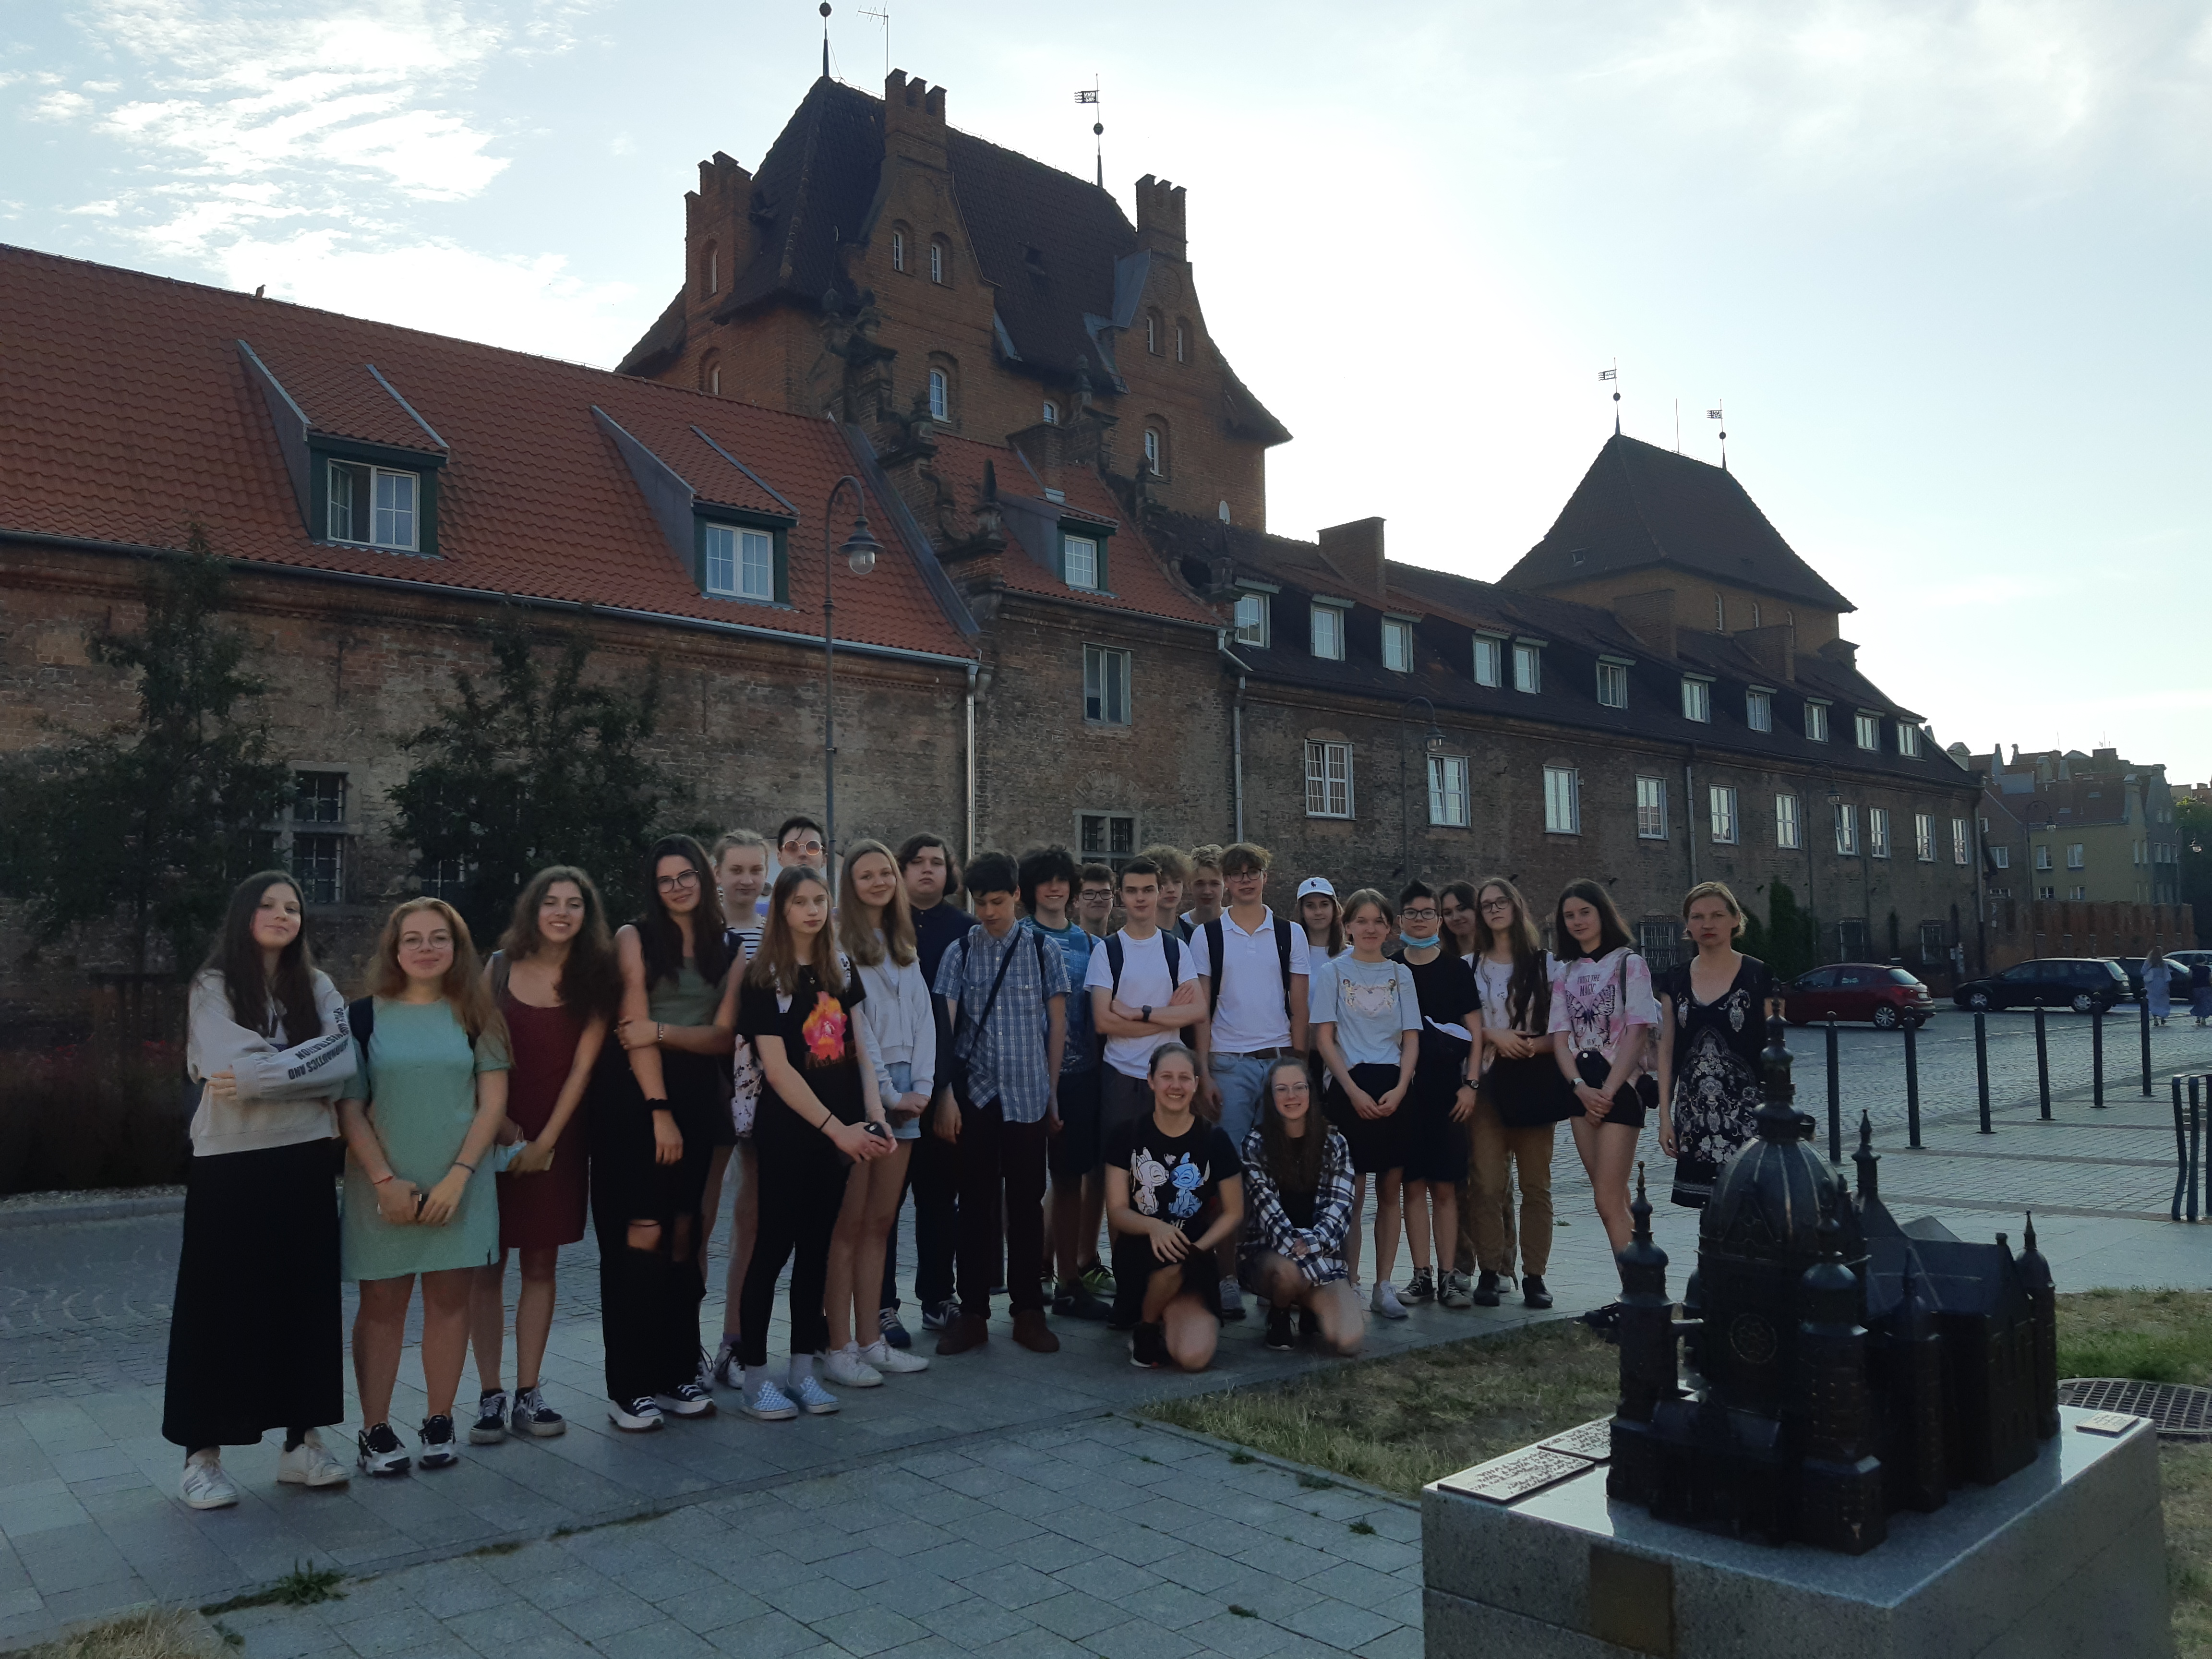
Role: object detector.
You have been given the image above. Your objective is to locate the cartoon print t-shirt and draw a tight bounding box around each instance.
[737,961,868,1137]
[1104,1114,1242,1240]
[1308,955,1422,1069]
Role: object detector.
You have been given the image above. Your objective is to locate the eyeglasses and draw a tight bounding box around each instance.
[1401,907,1439,923]
[655,870,701,892]
[1272,1079,1311,1095]
[1479,898,1513,914]
[781,841,825,859]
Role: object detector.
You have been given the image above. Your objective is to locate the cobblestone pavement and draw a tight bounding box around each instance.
[3,1010,2208,1653]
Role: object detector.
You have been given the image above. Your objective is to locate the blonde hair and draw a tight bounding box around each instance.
[1189,843,1226,876]
[1682,880,1747,936]
[1139,844,1192,885]
[367,897,506,1046]
[837,839,917,968]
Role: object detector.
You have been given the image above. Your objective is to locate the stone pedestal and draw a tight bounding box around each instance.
[1422,1407,2173,1659]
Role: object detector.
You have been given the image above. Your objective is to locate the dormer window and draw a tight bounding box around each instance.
[1233,589,1269,647]
[1041,400,1058,425]
[1311,601,1346,661]
[1804,700,1831,742]
[1746,687,1773,733]
[1854,711,1881,751]
[1681,675,1712,723]
[327,460,418,551]
[1062,534,1100,590]
[1596,660,1629,709]
[1472,635,1503,687]
[1382,618,1414,673]
[703,522,779,602]
[1511,641,1541,694]
[1897,721,1923,757]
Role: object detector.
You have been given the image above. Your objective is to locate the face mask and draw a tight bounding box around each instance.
[1399,929,1441,950]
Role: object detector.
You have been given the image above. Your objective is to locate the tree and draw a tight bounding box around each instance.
[2180,794,2212,947]
[0,527,293,975]
[388,609,678,941]
[1763,882,1821,981]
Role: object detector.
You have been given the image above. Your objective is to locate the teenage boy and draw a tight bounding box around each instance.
[892,834,969,1341]
[933,850,1070,1356]
[1190,841,1310,1320]
[1076,863,1118,940]
[776,816,828,875]
[1138,845,1195,941]
[1182,846,1226,933]
[1020,847,1112,1319]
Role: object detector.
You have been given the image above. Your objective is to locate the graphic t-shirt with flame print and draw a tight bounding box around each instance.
[736,959,869,1134]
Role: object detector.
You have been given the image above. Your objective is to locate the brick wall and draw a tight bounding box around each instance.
[1983,900,2196,972]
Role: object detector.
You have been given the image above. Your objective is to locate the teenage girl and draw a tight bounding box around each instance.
[601,836,739,1431]
[1297,877,1347,961]
[1238,1057,1363,1357]
[1466,878,1566,1312]
[466,867,618,1443]
[169,873,356,1508]
[705,829,769,1387]
[1389,882,1479,1310]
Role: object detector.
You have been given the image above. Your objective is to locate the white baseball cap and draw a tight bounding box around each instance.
[1296,876,1336,901]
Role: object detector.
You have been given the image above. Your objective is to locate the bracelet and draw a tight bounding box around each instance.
[656,1022,665,1045]
[373,1173,395,1186]
[453,1161,477,1174]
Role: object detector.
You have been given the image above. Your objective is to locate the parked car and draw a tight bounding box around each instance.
[1951,958,2129,1015]
[1782,964,1939,1029]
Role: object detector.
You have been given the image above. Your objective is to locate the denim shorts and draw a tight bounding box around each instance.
[886,1060,922,1141]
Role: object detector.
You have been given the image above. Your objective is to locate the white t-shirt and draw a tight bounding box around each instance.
[1083,927,1194,1079]
[1188,908,1312,1053]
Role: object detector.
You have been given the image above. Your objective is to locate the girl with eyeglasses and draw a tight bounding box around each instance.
[1387,882,1480,1311]
[1238,1058,1362,1356]
[598,836,740,1432]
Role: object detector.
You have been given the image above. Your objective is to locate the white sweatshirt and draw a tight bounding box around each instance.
[184,969,355,1156]
[857,943,937,1100]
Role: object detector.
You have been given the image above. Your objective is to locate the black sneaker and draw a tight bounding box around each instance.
[655,1382,716,1418]
[1129,1321,1168,1369]
[1522,1274,1553,1311]
[356,1422,410,1477]
[469,1389,507,1445]
[512,1386,565,1437]
[1403,1268,1435,1304]
[1264,1307,1295,1352]
[417,1414,458,1469]
[920,1298,960,1332]
[1580,1301,1620,1343]
[1053,1286,1114,1322]
[1471,1270,1502,1308]
[1298,1306,1319,1343]
[878,1307,912,1350]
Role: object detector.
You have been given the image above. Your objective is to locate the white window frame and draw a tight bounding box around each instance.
[1898,722,1923,758]
[1596,660,1629,709]
[703,522,777,601]
[1472,635,1503,687]
[1305,740,1354,818]
[890,229,905,272]
[1682,675,1712,723]
[1915,813,1935,862]
[1082,643,1131,725]
[326,460,419,551]
[1175,322,1187,362]
[2035,844,2053,871]
[1804,700,1831,743]
[2067,843,2085,870]
[1310,601,1346,661]
[1062,534,1100,590]
[929,239,945,284]
[1543,765,1580,834]
[1143,427,1162,475]
[1382,617,1415,673]
[1854,711,1881,751]
[1635,775,1668,840]
[1746,687,1772,733]
[1232,589,1269,647]
[1775,792,1801,849]
[1869,806,1891,859]
[1709,784,1739,845]
[1041,399,1058,425]
[1512,641,1542,695]
[1428,754,1470,827]
[1836,802,1859,855]
[927,368,949,421]
[1986,836,2005,870]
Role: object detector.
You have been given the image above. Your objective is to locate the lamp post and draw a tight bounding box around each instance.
[1397,697,1448,881]
[819,475,883,884]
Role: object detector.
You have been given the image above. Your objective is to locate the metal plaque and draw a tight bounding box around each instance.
[1437,1447,1593,1504]
[1539,1419,1616,1464]
[2075,1411,2144,1438]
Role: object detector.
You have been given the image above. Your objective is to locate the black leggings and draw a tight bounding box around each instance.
[590,1053,717,1404]
[738,1114,849,1368]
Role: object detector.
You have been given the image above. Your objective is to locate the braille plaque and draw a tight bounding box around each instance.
[1539,1419,1616,1464]
[2075,1411,2142,1437]
[1435,1446,1591,1503]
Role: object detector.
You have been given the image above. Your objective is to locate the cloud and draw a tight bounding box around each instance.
[28,89,95,121]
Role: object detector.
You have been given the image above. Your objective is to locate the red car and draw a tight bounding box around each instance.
[1782,964,1938,1030]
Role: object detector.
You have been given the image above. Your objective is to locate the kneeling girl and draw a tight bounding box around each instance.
[1239,1058,1364,1356]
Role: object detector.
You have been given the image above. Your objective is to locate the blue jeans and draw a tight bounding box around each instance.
[1209,1052,1272,1150]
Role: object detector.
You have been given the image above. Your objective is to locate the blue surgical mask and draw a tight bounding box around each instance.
[1399,929,1441,950]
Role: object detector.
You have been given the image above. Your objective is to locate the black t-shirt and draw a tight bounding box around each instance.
[1104,1113,1242,1238]
[1280,1188,1317,1229]
[737,963,868,1136]
[1393,949,1480,1033]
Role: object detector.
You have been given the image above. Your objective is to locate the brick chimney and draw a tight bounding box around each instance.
[1134,174,1187,261]
[1317,517,1387,601]
[1735,621,1797,684]
[1608,589,1678,659]
[1817,636,1859,669]
[883,70,950,169]
[685,150,752,322]
[1010,415,1111,493]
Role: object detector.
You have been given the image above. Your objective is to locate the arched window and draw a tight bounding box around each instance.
[701,240,719,297]
[928,368,950,422]
[1143,425,1164,476]
[1175,317,1191,363]
[1041,400,1058,425]
[1145,310,1162,354]
[698,349,721,396]
[890,227,906,273]
[929,238,948,285]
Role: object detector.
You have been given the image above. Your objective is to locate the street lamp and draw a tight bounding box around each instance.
[820,475,882,885]
[1397,696,1447,881]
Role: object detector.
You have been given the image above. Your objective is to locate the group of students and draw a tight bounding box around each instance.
[164,822,1783,1510]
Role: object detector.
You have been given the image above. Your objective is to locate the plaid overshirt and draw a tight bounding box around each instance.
[932,921,1071,1124]
[1238,1124,1355,1285]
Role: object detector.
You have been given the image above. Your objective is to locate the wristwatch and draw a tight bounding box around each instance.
[1141,1006,1153,1023]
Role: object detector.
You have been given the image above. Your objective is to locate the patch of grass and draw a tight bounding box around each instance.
[198,1563,344,1617]
[21,1607,216,1659]
[1349,1520,1376,1535]
[1145,1319,1618,1497]
[2057,1288,2212,1387]
[1295,1471,1334,1490]
[1227,1605,1257,1618]
[467,1539,525,1558]
[1227,1451,1255,1465]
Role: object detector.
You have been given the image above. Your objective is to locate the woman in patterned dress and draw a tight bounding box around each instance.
[1654,882,1776,1209]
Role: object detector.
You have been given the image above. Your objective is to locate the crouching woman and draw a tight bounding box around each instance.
[1239,1058,1364,1357]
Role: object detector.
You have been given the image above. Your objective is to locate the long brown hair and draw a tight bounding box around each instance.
[636,834,731,989]
[204,872,321,1046]
[747,865,850,997]
[837,839,916,968]
[1552,878,1633,963]
[1257,1056,1326,1195]
[1471,876,1548,1032]
[366,897,505,1045]
[499,866,622,1019]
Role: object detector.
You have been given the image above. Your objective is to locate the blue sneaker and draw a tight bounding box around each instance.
[741,1378,798,1422]
[788,1374,841,1416]
[879,1306,912,1350]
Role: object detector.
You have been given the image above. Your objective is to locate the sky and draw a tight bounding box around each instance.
[6,0,2210,782]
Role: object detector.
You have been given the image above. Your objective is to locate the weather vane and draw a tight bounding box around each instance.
[1708,400,1727,469]
[1075,79,1102,188]
[1599,360,1619,434]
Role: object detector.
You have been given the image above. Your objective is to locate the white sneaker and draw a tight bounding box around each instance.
[276,1431,350,1489]
[860,1338,929,1375]
[823,1345,884,1388]
[788,1374,841,1416]
[180,1452,238,1510]
[1218,1278,1247,1322]
[742,1378,798,1421]
[653,1382,716,1418]
[1371,1280,1408,1321]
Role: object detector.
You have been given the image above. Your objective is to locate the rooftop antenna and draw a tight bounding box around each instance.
[859,3,888,74]
[819,1,832,78]
[1599,359,1619,434]
[1674,397,1681,453]
[1707,399,1726,470]
[1075,79,1102,188]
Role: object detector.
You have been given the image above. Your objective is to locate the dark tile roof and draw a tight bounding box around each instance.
[1498,433,1855,615]
[0,243,975,661]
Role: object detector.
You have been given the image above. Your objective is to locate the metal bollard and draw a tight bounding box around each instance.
[2140,996,2153,1098]
[2192,1077,2204,1224]
[2202,1076,2212,1220]
[1903,1018,1922,1149]
[1975,1012,1993,1134]
[1826,1019,1842,1165]
[2174,1076,2191,1223]
[2092,1009,2105,1110]
[2033,1004,2051,1119]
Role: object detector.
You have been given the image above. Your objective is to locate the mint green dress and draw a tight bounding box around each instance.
[339,998,511,1281]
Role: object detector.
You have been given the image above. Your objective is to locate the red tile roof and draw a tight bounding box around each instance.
[0,244,977,662]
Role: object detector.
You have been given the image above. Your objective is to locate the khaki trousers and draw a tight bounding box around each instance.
[1454,1090,1555,1278]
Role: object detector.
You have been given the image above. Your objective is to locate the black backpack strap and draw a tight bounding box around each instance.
[1106,935,1125,996]
[489,950,511,1000]
[1275,916,1295,998]
[1164,934,1182,990]
[1204,918,1226,1021]
[347,996,374,1054]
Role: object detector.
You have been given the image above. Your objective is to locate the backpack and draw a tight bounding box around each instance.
[1200,915,1296,1022]
[1104,930,1183,998]
[345,995,481,1070]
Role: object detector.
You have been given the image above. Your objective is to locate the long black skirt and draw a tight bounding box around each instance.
[162,1138,345,1449]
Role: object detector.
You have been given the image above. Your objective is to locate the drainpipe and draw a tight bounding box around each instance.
[1233,673,1247,843]
[965,663,978,864]
[1684,757,1698,887]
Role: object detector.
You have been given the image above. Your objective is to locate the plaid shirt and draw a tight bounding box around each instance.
[933,922,1071,1124]
[1238,1124,1355,1286]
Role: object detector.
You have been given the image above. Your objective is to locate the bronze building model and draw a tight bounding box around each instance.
[1608,1017,2057,1554]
